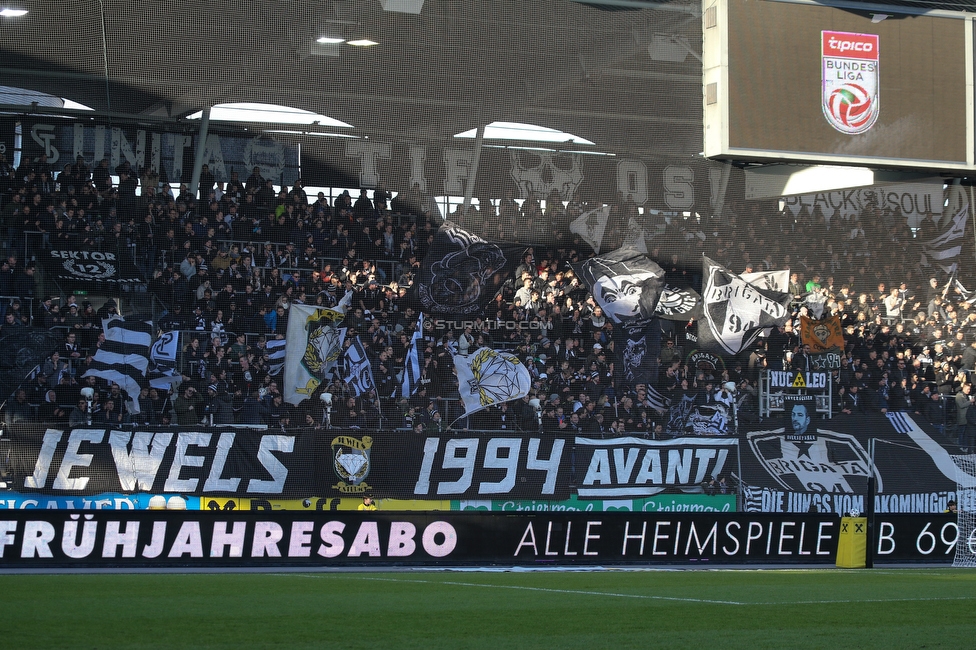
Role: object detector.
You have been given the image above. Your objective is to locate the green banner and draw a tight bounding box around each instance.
[454,494,736,513]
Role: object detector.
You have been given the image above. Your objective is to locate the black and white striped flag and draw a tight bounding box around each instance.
[941,272,976,307]
[400,314,425,398]
[266,337,287,376]
[739,481,763,513]
[83,316,153,413]
[645,384,671,412]
[921,201,969,275]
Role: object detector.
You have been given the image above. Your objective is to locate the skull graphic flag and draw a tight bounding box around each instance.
[698,257,792,355]
[799,315,845,353]
[573,246,665,325]
[612,318,662,390]
[454,347,532,417]
[654,284,703,321]
[411,221,526,316]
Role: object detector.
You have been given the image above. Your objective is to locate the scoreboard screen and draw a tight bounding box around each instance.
[703,0,974,170]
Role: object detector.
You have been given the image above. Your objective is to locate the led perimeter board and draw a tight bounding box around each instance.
[703,0,976,171]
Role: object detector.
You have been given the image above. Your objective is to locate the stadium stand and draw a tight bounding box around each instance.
[0,156,974,448]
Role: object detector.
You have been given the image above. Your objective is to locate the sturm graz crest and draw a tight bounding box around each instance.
[331,435,372,494]
[467,348,528,407]
[350,361,375,395]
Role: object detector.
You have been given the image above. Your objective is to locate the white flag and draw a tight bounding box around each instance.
[699,257,792,355]
[454,347,532,417]
[283,292,353,405]
[148,330,182,391]
[740,269,790,293]
[921,201,969,273]
[570,205,610,254]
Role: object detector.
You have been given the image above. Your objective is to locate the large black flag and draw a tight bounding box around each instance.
[574,246,665,324]
[698,256,792,355]
[411,222,526,316]
[40,248,145,292]
[655,284,703,321]
[574,247,668,394]
[612,318,662,390]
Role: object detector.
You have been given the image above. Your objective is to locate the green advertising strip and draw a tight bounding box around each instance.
[453,494,736,513]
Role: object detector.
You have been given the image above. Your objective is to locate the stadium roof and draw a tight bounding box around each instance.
[0,0,974,162]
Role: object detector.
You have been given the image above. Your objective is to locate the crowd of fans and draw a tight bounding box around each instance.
[0,150,974,447]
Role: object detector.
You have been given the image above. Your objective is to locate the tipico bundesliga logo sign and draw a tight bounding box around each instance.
[821,31,879,135]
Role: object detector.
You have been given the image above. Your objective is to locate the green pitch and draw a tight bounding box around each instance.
[2,568,974,648]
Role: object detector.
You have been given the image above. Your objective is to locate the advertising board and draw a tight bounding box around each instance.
[0,511,841,568]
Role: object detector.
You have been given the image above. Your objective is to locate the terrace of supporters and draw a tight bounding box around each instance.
[0,151,974,447]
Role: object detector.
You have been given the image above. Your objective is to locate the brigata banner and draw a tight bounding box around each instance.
[739,412,975,514]
[0,511,841,568]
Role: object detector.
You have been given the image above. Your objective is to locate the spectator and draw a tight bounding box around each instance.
[68,398,90,427]
[205,384,235,424]
[4,389,31,427]
[173,385,204,425]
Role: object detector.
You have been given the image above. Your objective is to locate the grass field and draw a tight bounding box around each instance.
[2,568,974,648]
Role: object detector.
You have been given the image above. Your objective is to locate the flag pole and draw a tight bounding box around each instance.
[462,124,485,218]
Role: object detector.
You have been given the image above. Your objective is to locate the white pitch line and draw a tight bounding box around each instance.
[282,574,746,605]
[275,573,976,606]
[748,596,976,605]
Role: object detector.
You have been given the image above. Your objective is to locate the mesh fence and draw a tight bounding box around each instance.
[0,1,973,517]
[952,453,976,566]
